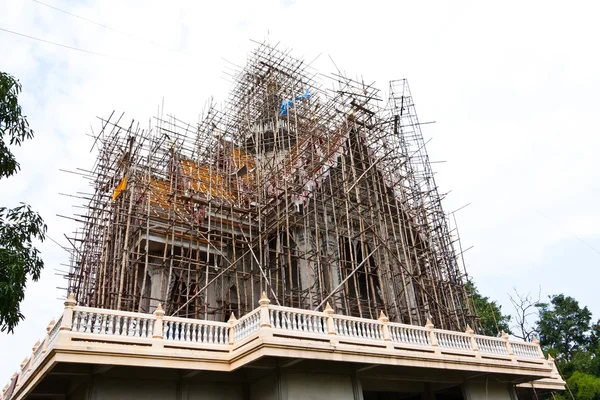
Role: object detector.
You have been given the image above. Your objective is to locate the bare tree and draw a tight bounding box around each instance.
[508,287,541,342]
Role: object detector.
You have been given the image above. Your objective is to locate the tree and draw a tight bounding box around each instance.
[0,71,47,333]
[465,280,511,336]
[508,287,540,342]
[537,294,592,362]
[566,371,600,400]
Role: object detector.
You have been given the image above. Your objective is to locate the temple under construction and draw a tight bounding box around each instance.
[65,42,477,332]
[4,41,565,400]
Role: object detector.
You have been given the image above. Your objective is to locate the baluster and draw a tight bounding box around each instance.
[85,313,93,333]
[73,311,80,331]
[209,325,214,343]
[132,318,139,337]
[218,326,223,344]
[85,312,92,333]
[107,315,114,335]
[277,311,282,329]
[124,317,131,336]
[270,310,275,328]
[94,314,102,334]
[301,314,306,331]
[123,317,130,336]
[367,323,373,339]
[116,316,123,335]
[141,319,147,338]
[99,314,107,334]
[224,327,228,344]
[78,312,86,332]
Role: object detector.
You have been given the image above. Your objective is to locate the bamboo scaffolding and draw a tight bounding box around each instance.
[65,41,479,331]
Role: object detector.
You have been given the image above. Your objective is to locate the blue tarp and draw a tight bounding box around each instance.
[280,89,310,115]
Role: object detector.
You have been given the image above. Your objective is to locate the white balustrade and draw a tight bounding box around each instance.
[31,342,43,363]
[163,317,229,345]
[511,342,541,359]
[72,307,154,338]
[48,316,62,347]
[270,306,327,335]
[475,336,509,355]
[333,316,383,340]
[435,331,472,351]
[388,324,430,346]
[234,309,261,342]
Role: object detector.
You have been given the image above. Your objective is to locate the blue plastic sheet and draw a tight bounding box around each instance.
[280,89,310,115]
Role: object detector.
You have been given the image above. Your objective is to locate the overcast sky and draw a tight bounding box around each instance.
[1,0,599,385]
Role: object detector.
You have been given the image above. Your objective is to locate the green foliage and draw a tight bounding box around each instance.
[567,372,600,400]
[466,280,511,336]
[0,72,35,179]
[537,294,592,362]
[0,71,46,333]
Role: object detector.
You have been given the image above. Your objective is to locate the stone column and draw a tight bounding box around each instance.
[148,261,164,311]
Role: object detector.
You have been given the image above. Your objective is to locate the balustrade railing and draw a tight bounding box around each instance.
[435,330,472,351]
[163,316,229,345]
[512,342,541,358]
[388,323,430,346]
[475,335,510,355]
[333,315,383,340]
[234,308,261,342]
[48,316,62,347]
[6,293,551,400]
[270,306,327,335]
[73,307,154,338]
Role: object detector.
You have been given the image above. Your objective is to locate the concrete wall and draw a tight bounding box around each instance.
[462,381,517,400]
[84,369,363,400]
[284,372,358,400]
[93,377,178,400]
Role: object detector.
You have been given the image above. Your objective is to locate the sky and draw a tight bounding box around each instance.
[1,0,599,385]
